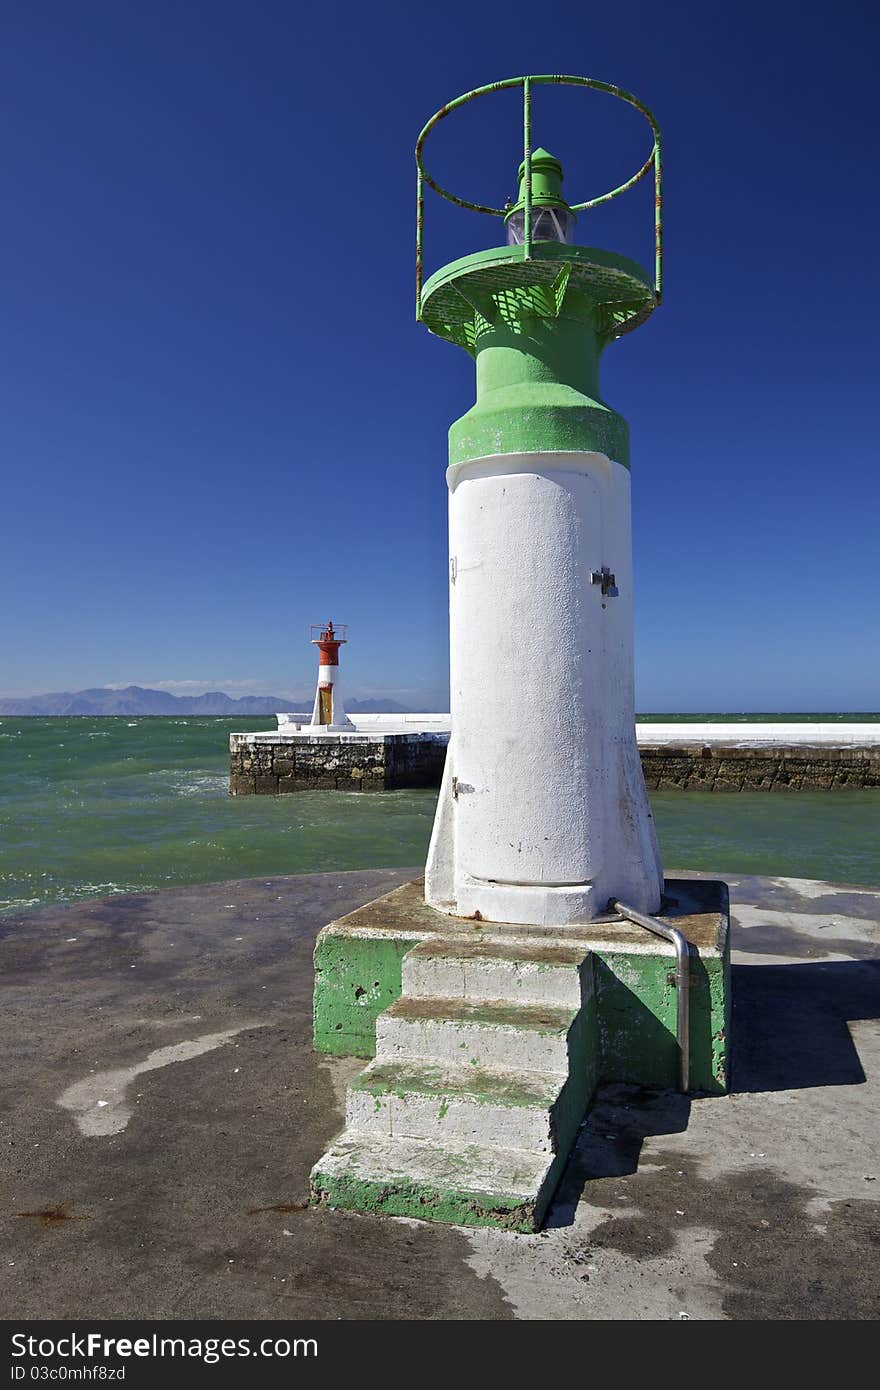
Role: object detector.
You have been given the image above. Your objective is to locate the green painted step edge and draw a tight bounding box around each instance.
[354,1070,594,1152]
[407,939,589,966]
[310,1141,574,1234]
[310,1166,540,1232]
[351,1062,562,1109]
[385,996,577,1031]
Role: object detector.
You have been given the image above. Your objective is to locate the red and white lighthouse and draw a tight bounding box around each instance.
[308,622,353,731]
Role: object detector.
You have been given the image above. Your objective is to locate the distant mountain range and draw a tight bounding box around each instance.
[0,686,413,717]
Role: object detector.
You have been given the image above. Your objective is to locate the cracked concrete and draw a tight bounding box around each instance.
[1,868,878,1319]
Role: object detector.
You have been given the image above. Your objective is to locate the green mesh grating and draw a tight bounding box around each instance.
[420,243,656,355]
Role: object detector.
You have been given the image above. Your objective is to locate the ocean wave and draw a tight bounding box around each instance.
[148,770,229,798]
[0,895,43,913]
[0,880,153,914]
[68,881,147,899]
[177,776,228,797]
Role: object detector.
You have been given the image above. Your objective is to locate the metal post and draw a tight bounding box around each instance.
[653,133,663,302]
[522,76,532,260]
[416,169,424,319]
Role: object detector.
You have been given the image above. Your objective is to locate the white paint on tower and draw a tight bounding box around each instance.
[426,450,663,926]
[309,663,353,732]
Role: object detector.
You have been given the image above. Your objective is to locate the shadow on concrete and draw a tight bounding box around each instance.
[547,957,880,1228]
[592,963,682,1091]
[546,1085,691,1229]
[731,958,880,1092]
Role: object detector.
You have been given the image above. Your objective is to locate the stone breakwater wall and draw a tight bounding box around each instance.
[229,733,447,794]
[639,743,880,791]
[230,734,880,793]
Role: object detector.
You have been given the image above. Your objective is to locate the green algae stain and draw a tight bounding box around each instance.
[313,933,411,1056]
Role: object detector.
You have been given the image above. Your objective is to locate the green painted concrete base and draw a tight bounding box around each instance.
[311,878,729,1230]
[313,932,412,1057]
[594,948,729,1095]
[313,878,730,1093]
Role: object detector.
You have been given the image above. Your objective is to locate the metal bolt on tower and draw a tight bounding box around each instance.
[418,75,664,925]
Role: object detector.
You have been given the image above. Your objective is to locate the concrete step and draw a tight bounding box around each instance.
[375,995,578,1073]
[401,938,590,1008]
[310,1131,561,1232]
[346,1059,574,1153]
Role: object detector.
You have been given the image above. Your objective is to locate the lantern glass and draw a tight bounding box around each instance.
[506,206,575,246]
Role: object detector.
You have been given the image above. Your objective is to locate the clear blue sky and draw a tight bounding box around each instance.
[2,1,878,710]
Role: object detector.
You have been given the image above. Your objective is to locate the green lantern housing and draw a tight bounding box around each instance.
[414,75,663,470]
[504,147,576,245]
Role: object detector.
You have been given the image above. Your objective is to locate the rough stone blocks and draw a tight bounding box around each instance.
[232,736,880,794]
[640,743,880,792]
[229,733,447,794]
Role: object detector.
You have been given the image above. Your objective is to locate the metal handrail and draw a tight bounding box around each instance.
[609,898,690,1093]
[415,75,663,319]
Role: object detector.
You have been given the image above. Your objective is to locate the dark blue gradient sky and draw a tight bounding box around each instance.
[2,1,878,709]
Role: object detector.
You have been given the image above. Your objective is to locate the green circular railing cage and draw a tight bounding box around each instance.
[415,75,662,323]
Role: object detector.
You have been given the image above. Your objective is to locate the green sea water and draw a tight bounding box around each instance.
[1,716,878,915]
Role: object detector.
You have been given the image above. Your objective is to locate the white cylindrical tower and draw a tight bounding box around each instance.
[427,451,662,925]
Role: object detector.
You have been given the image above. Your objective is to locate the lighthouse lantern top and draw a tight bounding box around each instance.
[311,622,347,645]
[415,75,662,352]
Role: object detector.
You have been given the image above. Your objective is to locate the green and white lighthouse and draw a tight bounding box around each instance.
[310,78,730,1232]
[419,77,664,926]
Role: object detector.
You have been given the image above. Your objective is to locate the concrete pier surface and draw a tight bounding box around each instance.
[1,869,878,1320]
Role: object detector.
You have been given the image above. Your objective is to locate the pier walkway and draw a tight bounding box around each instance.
[1,869,878,1320]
